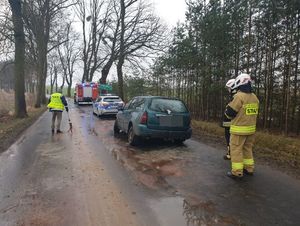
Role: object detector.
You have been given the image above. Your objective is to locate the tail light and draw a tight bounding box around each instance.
[140,111,148,124]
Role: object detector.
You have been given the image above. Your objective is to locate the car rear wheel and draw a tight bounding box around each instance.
[174,139,185,144]
[114,120,120,135]
[128,126,139,146]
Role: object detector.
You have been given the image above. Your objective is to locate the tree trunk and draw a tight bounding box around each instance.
[100,58,115,84]
[9,0,27,118]
[116,0,126,99]
[35,52,47,107]
[246,1,252,73]
[117,57,125,100]
[294,11,300,134]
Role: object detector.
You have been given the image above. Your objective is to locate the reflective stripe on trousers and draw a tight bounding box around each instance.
[243,158,254,166]
[232,162,243,171]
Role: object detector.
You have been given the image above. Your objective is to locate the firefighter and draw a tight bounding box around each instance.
[221,79,237,160]
[224,73,259,179]
[47,91,69,134]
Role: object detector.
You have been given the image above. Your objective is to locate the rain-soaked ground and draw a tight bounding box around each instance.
[1,102,300,226]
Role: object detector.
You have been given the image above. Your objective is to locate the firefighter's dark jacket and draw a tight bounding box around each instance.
[221,90,236,128]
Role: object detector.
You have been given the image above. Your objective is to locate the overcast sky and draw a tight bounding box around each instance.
[152,0,187,26]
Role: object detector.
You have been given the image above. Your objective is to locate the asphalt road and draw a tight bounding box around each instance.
[1,103,300,226]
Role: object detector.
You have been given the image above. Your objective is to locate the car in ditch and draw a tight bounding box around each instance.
[93,95,124,116]
[113,96,192,145]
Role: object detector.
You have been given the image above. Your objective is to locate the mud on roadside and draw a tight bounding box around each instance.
[0,107,46,153]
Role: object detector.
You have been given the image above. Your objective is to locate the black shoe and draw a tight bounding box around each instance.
[57,130,63,134]
[227,172,243,180]
[51,129,55,134]
[223,154,231,160]
[243,169,254,176]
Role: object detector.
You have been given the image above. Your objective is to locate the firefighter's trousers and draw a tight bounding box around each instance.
[230,134,255,176]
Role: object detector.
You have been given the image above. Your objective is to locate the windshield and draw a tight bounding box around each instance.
[103,97,122,102]
[149,98,188,113]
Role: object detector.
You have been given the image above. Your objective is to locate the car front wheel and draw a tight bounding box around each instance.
[128,126,139,146]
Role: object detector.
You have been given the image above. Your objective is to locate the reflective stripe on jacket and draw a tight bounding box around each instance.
[47,93,65,111]
[222,121,231,127]
[228,91,259,135]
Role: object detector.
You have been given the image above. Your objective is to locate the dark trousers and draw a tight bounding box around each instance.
[225,127,230,146]
[51,111,62,130]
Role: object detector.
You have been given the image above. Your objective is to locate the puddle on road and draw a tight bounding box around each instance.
[149,196,186,226]
[149,196,240,226]
[182,198,240,226]
[109,146,186,190]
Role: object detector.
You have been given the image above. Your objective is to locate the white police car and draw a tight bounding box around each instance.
[93,95,124,116]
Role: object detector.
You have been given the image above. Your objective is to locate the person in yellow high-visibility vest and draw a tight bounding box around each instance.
[47,92,68,134]
[224,73,259,179]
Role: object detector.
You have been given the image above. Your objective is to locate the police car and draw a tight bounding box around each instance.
[93,95,124,116]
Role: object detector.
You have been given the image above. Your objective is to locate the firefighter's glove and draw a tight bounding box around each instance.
[65,107,69,112]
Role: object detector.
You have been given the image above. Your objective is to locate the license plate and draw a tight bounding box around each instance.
[159,115,183,127]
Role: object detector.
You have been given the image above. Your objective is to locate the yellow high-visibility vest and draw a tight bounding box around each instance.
[47,93,65,111]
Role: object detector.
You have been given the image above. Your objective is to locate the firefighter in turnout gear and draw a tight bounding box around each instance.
[224,73,259,179]
[221,79,237,160]
[47,91,69,134]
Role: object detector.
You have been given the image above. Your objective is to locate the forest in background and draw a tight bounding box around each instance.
[142,0,300,135]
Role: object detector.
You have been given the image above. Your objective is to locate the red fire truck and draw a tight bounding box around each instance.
[74,82,98,105]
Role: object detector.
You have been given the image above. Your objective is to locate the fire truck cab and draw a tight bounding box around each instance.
[74,82,98,105]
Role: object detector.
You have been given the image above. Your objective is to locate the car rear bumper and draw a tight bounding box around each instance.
[99,109,119,115]
[136,125,192,139]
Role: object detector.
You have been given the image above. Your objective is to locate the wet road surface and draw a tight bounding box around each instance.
[1,103,300,226]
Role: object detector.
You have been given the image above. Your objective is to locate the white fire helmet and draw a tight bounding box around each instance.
[232,73,252,89]
[225,79,235,90]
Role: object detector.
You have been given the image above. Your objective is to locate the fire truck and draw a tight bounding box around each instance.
[74,82,98,105]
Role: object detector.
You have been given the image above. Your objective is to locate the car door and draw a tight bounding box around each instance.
[122,98,138,132]
[117,99,133,131]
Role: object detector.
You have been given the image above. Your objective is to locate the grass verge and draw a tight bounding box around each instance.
[192,120,300,177]
[0,107,46,153]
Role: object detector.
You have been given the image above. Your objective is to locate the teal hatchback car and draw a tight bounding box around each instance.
[114,96,192,145]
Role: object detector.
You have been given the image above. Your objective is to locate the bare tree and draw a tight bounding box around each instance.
[8,0,27,118]
[23,0,75,107]
[0,3,14,60]
[48,55,59,94]
[74,0,113,82]
[56,22,80,96]
[115,0,166,99]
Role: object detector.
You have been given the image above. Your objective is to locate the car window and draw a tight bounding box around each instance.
[131,98,144,110]
[96,98,102,102]
[124,99,133,110]
[149,98,188,113]
[103,97,122,102]
[127,98,137,110]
